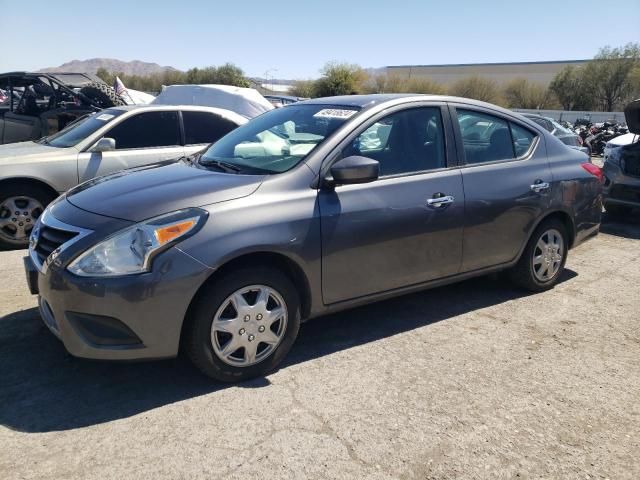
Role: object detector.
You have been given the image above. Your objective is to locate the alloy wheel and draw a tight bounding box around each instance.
[211,285,288,367]
[0,196,44,242]
[532,228,564,282]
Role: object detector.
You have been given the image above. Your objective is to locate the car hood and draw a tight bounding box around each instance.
[0,141,76,163]
[625,99,640,134]
[65,161,265,222]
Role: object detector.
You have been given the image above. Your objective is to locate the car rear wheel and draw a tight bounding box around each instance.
[0,184,54,249]
[185,267,301,382]
[509,219,568,292]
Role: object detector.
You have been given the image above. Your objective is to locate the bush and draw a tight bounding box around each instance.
[289,80,315,98]
[313,62,368,97]
[450,76,503,105]
[503,78,554,109]
[364,74,446,95]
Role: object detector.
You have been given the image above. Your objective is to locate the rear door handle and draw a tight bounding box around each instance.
[427,195,455,208]
[530,181,550,193]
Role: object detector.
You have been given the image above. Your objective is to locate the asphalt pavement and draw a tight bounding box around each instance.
[0,213,638,479]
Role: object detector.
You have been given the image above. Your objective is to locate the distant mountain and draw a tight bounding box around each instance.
[40,58,179,76]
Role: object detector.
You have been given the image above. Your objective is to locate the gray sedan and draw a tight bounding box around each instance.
[522,113,588,154]
[0,104,247,248]
[25,94,602,382]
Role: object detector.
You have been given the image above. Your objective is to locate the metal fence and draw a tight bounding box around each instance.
[512,109,626,124]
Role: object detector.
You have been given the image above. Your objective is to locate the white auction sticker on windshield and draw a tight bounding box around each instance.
[313,109,357,119]
[96,113,115,121]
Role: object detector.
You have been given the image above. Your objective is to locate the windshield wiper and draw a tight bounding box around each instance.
[199,158,242,173]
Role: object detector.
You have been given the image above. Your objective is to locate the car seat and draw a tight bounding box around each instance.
[486,128,513,161]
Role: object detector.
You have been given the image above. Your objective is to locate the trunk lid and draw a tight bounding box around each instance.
[625,99,640,134]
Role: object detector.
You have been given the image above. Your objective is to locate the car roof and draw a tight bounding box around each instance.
[296,94,527,119]
[297,94,416,109]
[0,71,104,88]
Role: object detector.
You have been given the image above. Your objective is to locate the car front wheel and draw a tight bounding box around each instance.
[185,267,301,382]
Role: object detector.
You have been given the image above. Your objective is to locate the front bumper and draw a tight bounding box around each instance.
[26,201,212,361]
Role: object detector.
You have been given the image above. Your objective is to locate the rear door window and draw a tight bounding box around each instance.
[456,109,514,164]
[182,111,238,145]
[456,109,538,164]
[106,111,180,149]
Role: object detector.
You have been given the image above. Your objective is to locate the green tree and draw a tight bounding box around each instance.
[583,43,640,111]
[289,80,315,98]
[503,78,553,109]
[549,66,594,110]
[313,62,367,97]
[449,76,502,104]
[630,65,640,99]
[95,67,114,85]
[212,63,251,87]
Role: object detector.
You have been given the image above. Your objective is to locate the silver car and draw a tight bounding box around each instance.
[0,104,247,248]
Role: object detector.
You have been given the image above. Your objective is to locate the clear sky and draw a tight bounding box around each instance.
[1,0,638,79]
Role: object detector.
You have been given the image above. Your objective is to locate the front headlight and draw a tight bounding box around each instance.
[67,208,208,277]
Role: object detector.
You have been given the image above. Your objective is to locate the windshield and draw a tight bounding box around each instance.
[43,109,126,148]
[200,104,360,173]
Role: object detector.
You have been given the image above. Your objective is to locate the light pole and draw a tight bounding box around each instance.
[264,68,278,92]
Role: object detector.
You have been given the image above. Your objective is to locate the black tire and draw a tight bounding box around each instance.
[0,183,55,249]
[508,218,568,292]
[79,82,126,108]
[184,267,301,382]
[605,204,633,218]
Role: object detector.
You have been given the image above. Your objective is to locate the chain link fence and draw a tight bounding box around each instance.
[513,109,626,124]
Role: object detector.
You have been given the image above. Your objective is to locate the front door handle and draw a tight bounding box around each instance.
[530,180,550,193]
[427,195,455,208]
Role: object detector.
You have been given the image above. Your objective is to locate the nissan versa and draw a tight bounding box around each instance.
[24,95,602,382]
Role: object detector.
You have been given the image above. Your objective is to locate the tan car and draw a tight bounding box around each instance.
[0,104,247,248]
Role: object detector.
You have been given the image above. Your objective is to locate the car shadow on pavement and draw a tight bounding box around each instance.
[0,270,576,433]
[599,212,640,240]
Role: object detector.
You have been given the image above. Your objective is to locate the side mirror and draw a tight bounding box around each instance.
[327,155,379,187]
[92,137,116,153]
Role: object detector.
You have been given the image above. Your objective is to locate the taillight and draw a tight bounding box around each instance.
[581,162,604,183]
[577,136,583,145]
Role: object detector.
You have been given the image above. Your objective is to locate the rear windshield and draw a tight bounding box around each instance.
[549,118,573,135]
[43,109,126,148]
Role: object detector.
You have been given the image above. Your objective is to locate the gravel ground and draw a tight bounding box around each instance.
[0,214,639,480]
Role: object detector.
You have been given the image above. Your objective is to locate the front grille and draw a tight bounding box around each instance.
[34,225,78,265]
